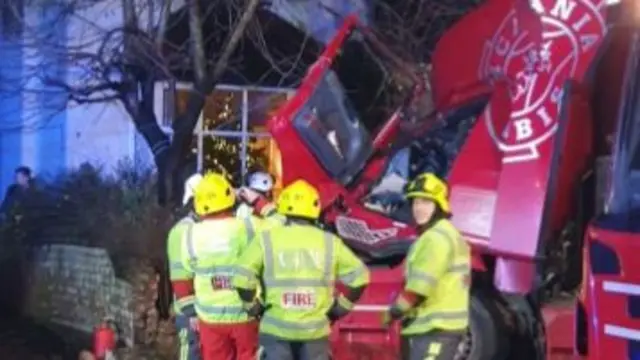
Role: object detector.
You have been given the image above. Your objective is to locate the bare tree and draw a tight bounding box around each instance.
[0,0,268,205]
[0,0,480,204]
[370,0,483,62]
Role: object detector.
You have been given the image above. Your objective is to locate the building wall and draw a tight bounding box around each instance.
[0,1,133,191]
[0,0,370,192]
[0,7,25,192]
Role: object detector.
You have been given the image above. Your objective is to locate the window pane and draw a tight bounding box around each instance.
[202,135,243,186]
[247,136,283,196]
[247,91,290,133]
[203,90,242,132]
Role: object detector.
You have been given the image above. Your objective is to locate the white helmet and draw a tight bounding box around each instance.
[182,173,204,206]
[247,171,274,193]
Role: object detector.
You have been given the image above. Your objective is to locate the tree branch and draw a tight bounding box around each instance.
[164,0,262,205]
[187,0,206,83]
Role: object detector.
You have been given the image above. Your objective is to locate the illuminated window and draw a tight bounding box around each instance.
[246,91,290,193]
[248,136,283,196]
[182,84,294,188]
[202,90,242,132]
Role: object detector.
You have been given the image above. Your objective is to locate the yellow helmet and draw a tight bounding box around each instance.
[193,172,235,216]
[276,179,321,219]
[405,173,450,213]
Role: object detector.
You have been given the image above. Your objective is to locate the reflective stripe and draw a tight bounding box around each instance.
[262,230,334,288]
[406,226,468,287]
[186,223,197,267]
[261,203,277,217]
[234,267,257,280]
[603,280,640,296]
[429,225,469,274]
[354,304,388,311]
[266,278,329,287]
[449,264,469,272]
[175,295,195,311]
[185,225,237,275]
[195,302,245,315]
[171,261,187,272]
[192,265,236,275]
[407,270,437,286]
[406,265,467,286]
[261,313,328,330]
[339,265,367,285]
[430,227,456,263]
[244,217,255,242]
[178,328,189,360]
[604,324,640,341]
[179,215,196,225]
[409,310,468,326]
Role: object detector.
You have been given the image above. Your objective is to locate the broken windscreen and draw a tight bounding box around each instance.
[292,27,411,185]
[330,29,411,134]
[292,70,371,184]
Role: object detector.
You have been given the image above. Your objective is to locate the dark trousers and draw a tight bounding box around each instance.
[401,331,463,360]
[175,314,201,360]
[259,333,329,360]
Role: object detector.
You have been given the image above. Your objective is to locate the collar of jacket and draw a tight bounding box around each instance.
[200,210,234,220]
[416,216,445,234]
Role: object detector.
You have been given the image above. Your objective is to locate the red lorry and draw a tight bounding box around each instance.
[265,0,640,358]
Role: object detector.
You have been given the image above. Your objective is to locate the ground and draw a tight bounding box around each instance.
[0,313,69,360]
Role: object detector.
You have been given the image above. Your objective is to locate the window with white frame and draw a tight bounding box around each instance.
[156,81,294,189]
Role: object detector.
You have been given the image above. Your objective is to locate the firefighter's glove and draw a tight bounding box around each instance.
[327,295,354,322]
[381,296,413,327]
[237,187,260,205]
[243,299,267,318]
[380,311,393,327]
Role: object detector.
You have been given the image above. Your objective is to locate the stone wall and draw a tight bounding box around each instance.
[24,245,135,346]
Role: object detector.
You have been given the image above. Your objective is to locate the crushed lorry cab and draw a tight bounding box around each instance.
[261,0,640,359]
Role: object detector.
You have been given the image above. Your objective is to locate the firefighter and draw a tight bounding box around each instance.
[381,173,470,360]
[182,173,204,217]
[236,171,287,233]
[236,171,275,219]
[167,174,203,360]
[232,179,370,360]
[178,172,259,360]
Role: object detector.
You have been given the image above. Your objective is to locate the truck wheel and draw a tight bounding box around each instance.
[505,295,546,360]
[459,294,509,360]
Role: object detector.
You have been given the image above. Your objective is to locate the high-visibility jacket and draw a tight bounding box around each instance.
[167,215,197,315]
[180,217,254,324]
[402,219,470,335]
[236,202,285,235]
[236,203,254,220]
[232,223,370,340]
[235,205,260,241]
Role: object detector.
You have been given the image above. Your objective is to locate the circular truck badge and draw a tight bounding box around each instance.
[478,0,605,163]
